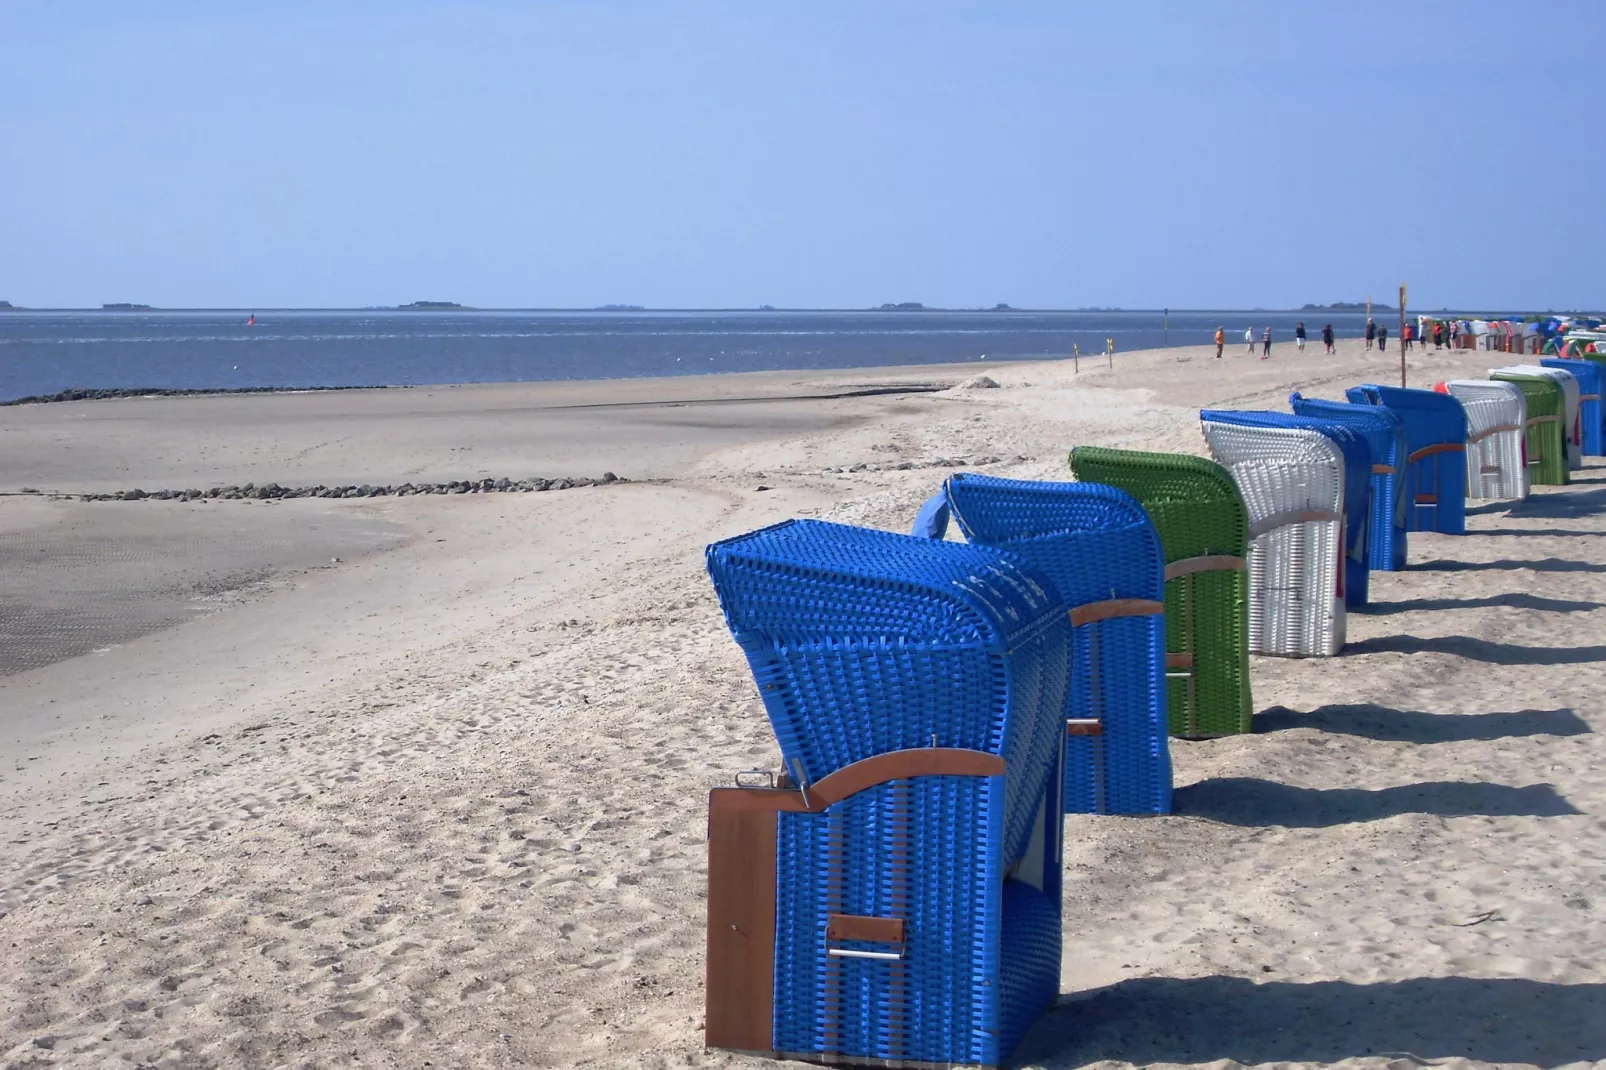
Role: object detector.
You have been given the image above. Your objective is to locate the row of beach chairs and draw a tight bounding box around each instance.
[696,355,1606,1069]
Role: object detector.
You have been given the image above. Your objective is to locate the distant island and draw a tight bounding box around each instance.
[873,302,926,311]
[992,303,1014,311]
[0,301,12,309]
[595,304,645,311]
[397,301,464,310]
[1303,301,1395,312]
[101,302,153,311]
[758,304,776,311]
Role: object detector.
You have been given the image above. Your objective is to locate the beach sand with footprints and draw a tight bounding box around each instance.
[2,338,1603,1068]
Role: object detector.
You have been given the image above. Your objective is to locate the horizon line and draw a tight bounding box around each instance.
[0,304,1572,315]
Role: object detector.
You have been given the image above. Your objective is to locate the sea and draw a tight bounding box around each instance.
[0,308,1392,402]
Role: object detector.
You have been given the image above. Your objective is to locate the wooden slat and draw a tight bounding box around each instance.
[1527,414,1561,426]
[1067,597,1163,628]
[1165,652,1194,670]
[706,789,787,1052]
[1408,442,1466,463]
[1248,508,1341,540]
[1164,555,1247,581]
[1468,423,1521,444]
[1415,494,1438,504]
[1371,464,1396,474]
[1065,718,1103,737]
[826,914,905,945]
[808,748,1005,808]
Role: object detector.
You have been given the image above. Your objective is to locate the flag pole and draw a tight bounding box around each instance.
[1398,283,1407,387]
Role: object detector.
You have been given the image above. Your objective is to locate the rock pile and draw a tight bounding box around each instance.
[822,454,1017,474]
[71,473,623,502]
[2,385,384,406]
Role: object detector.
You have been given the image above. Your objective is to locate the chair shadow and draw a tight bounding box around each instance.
[1464,500,1515,516]
[1363,592,1604,614]
[1344,634,1606,665]
[1017,976,1606,1068]
[1171,778,1579,827]
[1467,527,1606,538]
[1257,703,1591,742]
[1505,486,1606,519]
[1413,557,1603,574]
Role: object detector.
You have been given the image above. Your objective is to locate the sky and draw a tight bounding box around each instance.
[2,1,1602,311]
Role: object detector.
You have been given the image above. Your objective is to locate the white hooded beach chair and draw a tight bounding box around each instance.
[1495,365,1582,471]
[1199,420,1345,657]
[1442,380,1529,500]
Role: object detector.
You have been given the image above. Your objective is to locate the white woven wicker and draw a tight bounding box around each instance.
[1443,380,1528,500]
[1200,421,1345,657]
[1496,365,1582,470]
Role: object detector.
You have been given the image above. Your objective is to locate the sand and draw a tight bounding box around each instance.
[1,339,1602,1069]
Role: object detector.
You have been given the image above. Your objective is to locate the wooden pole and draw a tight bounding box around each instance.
[1073,342,1080,373]
[1398,283,1407,387]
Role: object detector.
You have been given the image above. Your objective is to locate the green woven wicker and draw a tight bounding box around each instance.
[1489,372,1568,486]
[1068,446,1253,737]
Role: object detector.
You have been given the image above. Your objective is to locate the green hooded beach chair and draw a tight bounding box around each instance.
[1068,446,1253,737]
[1488,371,1569,486]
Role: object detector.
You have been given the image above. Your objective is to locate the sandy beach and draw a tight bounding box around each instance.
[2,339,1602,1069]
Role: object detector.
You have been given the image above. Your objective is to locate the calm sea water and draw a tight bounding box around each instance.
[0,308,1391,402]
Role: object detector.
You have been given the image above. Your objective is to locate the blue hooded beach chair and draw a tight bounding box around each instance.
[703,519,1067,1068]
[1541,358,1605,456]
[911,473,1170,816]
[1288,393,1409,571]
[1345,384,1468,536]
[1198,409,1371,608]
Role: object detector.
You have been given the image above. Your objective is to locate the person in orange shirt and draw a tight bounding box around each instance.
[1214,326,1225,358]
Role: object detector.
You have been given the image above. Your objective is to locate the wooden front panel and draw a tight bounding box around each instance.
[706,789,787,1052]
[825,913,905,945]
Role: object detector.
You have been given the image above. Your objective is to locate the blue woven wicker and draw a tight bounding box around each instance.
[1542,358,1605,456]
[1288,393,1409,571]
[1198,409,1371,608]
[913,473,1171,816]
[705,519,1067,1067]
[1345,385,1468,535]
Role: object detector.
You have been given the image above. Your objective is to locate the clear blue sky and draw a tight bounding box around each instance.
[3,1,1601,310]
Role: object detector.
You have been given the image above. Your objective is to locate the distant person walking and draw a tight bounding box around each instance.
[1403,323,1414,350]
[1261,325,1272,359]
[1295,321,1307,352]
[1365,318,1377,351]
[1377,323,1388,352]
[1322,323,1335,354]
[1215,326,1225,358]
[1432,321,1444,349]
[1449,320,1461,348]
[1245,326,1256,354]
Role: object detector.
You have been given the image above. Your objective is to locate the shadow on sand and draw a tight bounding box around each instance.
[1467,527,1606,538]
[1344,634,1606,665]
[1413,557,1604,574]
[1172,778,1579,827]
[1017,976,1606,1068]
[1362,592,1603,614]
[1505,485,1606,519]
[1257,703,1591,743]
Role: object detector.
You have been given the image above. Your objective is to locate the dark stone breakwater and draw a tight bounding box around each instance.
[1,385,389,406]
[56,473,622,502]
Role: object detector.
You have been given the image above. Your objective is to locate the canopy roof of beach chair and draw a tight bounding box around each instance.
[1066,446,1247,562]
[705,517,1067,852]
